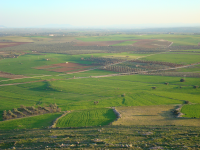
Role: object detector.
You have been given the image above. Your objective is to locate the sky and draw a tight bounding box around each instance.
[0,0,200,28]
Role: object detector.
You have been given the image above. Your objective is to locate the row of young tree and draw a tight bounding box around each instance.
[103,65,145,73]
[84,57,124,65]
[2,103,61,120]
[129,59,183,67]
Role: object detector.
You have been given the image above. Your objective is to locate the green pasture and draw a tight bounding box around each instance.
[181,104,200,118]
[0,75,199,122]
[56,108,116,127]
[180,49,200,52]
[0,53,94,76]
[0,77,7,81]
[0,52,149,77]
[0,69,116,85]
[77,34,200,46]
[176,64,200,72]
[140,52,200,64]
[0,113,61,130]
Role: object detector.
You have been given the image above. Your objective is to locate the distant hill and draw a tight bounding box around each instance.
[33,24,73,28]
[0,25,6,28]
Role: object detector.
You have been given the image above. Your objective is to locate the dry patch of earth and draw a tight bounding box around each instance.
[0,71,26,79]
[35,62,95,73]
[0,42,33,49]
[112,105,200,126]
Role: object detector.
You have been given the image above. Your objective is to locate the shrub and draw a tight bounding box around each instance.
[180,79,185,82]
[193,85,199,89]
[151,87,157,90]
[185,101,190,104]
[164,82,169,85]
[94,101,99,105]
[121,93,126,97]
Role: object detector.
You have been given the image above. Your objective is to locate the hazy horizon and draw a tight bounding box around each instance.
[1,0,200,28]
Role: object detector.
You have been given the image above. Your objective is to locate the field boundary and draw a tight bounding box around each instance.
[50,111,71,128]
[111,107,121,123]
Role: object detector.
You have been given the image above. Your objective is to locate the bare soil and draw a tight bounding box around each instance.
[0,42,33,49]
[112,105,200,126]
[0,71,26,79]
[35,62,94,73]
[133,39,171,48]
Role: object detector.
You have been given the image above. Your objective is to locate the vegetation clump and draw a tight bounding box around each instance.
[2,103,61,120]
[151,86,157,90]
[180,78,185,82]
[193,85,199,89]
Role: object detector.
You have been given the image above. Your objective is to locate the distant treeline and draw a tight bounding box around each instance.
[0,42,200,55]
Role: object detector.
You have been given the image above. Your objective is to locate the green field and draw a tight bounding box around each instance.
[0,34,200,131]
[77,34,200,46]
[181,104,200,118]
[0,75,199,120]
[140,52,200,64]
[0,113,61,130]
[56,108,116,127]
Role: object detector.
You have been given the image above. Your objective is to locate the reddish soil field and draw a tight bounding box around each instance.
[133,39,171,48]
[51,66,91,72]
[0,71,26,79]
[35,62,94,73]
[75,39,171,48]
[0,42,33,49]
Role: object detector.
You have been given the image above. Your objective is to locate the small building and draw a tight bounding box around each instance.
[49,34,54,36]
[66,62,68,64]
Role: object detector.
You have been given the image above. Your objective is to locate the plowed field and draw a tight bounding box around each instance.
[0,42,33,49]
[35,62,94,73]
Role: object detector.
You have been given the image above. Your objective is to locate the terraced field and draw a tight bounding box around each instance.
[56,108,116,127]
[181,104,200,118]
[0,113,62,130]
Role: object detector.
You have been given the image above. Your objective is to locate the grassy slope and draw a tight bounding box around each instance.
[57,108,116,127]
[0,75,199,121]
[181,104,200,118]
[0,53,92,76]
[0,113,61,130]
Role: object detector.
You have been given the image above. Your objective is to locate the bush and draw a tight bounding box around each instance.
[180,79,185,82]
[185,101,190,104]
[164,82,169,85]
[121,93,126,97]
[193,85,199,89]
[151,87,157,90]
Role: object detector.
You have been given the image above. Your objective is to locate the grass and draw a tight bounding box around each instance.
[176,64,200,72]
[181,104,200,118]
[140,52,200,65]
[56,108,116,127]
[0,74,199,119]
[0,113,61,130]
[0,125,200,149]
